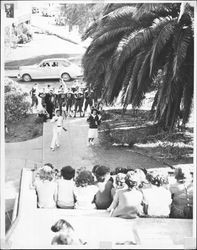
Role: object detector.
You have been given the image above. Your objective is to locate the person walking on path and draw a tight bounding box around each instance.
[50,109,64,151]
[87,108,101,146]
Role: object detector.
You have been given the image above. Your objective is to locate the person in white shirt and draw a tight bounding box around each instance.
[57,166,76,209]
[33,165,57,208]
[142,171,172,217]
[50,109,64,151]
[74,170,98,209]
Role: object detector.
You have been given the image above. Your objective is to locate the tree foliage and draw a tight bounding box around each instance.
[5,78,30,123]
[59,3,105,33]
[82,3,194,131]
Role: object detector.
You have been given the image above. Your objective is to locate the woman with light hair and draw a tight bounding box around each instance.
[141,170,172,217]
[33,164,57,208]
[169,167,193,218]
[107,171,144,219]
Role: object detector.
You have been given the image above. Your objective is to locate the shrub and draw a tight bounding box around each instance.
[4,78,30,123]
[32,128,40,138]
[35,116,44,124]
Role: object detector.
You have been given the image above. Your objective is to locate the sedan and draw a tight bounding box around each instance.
[18,58,83,82]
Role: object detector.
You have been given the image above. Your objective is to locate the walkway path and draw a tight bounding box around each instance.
[43,117,168,171]
[5,115,169,212]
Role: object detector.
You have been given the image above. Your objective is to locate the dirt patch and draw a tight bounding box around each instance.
[99,109,193,166]
[5,114,43,143]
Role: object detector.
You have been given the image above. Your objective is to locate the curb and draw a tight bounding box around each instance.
[32,24,87,48]
[128,148,175,169]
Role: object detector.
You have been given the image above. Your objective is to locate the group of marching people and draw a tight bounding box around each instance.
[29,79,100,121]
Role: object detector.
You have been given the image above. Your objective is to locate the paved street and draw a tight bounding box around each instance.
[5,32,85,64]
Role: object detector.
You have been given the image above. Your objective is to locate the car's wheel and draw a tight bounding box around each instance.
[61,73,71,81]
[22,74,32,82]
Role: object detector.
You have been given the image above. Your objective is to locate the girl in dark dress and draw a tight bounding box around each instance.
[87,108,101,146]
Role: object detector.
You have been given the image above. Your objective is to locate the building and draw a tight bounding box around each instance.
[2,1,32,52]
[3,1,32,26]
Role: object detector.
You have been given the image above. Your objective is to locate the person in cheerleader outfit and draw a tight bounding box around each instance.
[87,108,101,146]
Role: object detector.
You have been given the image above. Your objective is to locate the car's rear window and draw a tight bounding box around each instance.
[59,60,71,67]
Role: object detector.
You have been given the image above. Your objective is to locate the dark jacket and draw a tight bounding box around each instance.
[87,114,101,129]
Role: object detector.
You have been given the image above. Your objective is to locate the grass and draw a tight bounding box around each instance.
[100,109,193,165]
[5,114,43,143]
[5,53,82,70]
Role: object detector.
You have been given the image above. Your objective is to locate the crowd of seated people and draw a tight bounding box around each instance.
[33,164,193,220]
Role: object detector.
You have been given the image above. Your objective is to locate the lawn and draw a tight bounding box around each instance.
[4,53,82,70]
[5,114,43,143]
[100,109,193,168]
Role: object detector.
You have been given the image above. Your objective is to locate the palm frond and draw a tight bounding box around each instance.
[172,26,193,80]
[82,21,99,40]
[112,27,153,71]
[92,26,133,47]
[150,19,176,76]
[133,3,165,20]
[123,51,147,105]
[120,59,136,104]
[132,50,152,107]
[103,3,136,15]
[93,14,140,41]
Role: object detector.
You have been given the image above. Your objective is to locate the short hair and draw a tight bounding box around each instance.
[92,165,100,175]
[174,167,192,181]
[95,165,110,182]
[115,173,126,186]
[38,168,54,181]
[75,170,94,187]
[146,171,169,187]
[44,163,54,169]
[125,171,140,188]
[51,234,74,245]
[51,219,74,232]
[115,167,129,174]
[61,166,75,180]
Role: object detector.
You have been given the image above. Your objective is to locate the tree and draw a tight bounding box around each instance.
[82,3,194,131]
[4,78,30,123]
[59,3,105,33]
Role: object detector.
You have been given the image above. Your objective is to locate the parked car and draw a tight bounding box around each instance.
[18,58,83,82]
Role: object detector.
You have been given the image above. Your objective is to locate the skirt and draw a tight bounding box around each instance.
[88,128,98,138]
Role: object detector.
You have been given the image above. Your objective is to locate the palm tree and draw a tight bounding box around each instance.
[82,3,194,131]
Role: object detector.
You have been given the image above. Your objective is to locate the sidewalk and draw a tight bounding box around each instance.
[43,117,169,171]
[43,117,95,169]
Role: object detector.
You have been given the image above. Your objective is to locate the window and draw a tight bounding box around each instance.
[51,61,58,67]
[60,60,71,67]
[41,62,50,67]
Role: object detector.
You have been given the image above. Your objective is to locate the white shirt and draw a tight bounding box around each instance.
[142,186,172,217]
[34,179,57,208]
[74,185,98,209]
[57,179,75,207]
[51,115,63,127]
